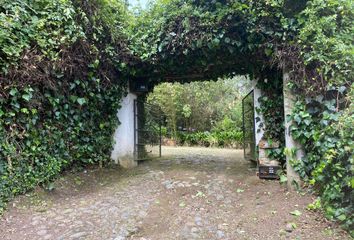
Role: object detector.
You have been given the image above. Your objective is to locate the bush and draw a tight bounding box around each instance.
[0,82,123,213]
[289,87,354,232]
[176,130,243,148]
[0,0,129,213]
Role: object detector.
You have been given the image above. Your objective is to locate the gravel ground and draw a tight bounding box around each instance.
[0,146,350,240]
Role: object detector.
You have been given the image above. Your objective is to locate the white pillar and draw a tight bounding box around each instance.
[111,92,138,168]
[252,80,264,146]
[283,70,303,189]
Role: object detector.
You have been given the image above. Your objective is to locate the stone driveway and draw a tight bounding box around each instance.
[0,147,350,240]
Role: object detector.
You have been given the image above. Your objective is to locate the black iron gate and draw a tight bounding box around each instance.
[242,90,256,162]
[133,100,163,160]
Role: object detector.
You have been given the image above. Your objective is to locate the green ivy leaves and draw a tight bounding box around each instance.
[9,88,18,96]
[0,82,123,215]
[289,94,354,231]
[0,0,129,215]
[0,0,82,73]
[77,98,87,106]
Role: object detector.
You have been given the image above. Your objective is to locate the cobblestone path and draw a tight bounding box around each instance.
[0,147,350,240]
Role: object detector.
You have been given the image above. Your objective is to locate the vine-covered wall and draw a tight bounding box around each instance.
[255,69,286,166]
[288,86,353,230]
[0,0,132,212]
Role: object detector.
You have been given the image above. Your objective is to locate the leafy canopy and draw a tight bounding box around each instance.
[128,0,353,95]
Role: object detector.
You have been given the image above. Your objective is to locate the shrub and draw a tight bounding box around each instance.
[289,86,354,232]
[0,0,129,213]
[175,130,243,148]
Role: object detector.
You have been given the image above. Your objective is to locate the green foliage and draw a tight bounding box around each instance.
[289,87,353,231]
[255,71,286,165]
[0,0,130,213]
[279,174,288,184]
[147,77,246,148]
[147,77,249,140]
[177,130,243,148]
[0,78,124,214]
[290,210,302,216]
[128,0,350,89]
[256,91,284,141]
[307,198,322,211]
[295,0,354,94]
[0,0,83,73]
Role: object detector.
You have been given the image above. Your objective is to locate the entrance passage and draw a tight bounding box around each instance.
[134,99,163,160]
[242,90,256,162]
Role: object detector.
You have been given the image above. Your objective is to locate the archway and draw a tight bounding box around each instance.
[112,69,300,188]
[0,0,351,236]
[113,0,319,188]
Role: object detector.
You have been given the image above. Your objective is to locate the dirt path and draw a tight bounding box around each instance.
[0,147,350,240]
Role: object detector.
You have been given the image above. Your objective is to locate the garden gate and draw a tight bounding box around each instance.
[133,100,163,160]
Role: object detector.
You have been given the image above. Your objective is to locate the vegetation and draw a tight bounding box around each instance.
[0,0,131,212]
[256,72,286,165]
[289,87,353,230]
[0,0,352,234]
[130,0,353,232]
[176,130,243,148]
[147,77,249,147]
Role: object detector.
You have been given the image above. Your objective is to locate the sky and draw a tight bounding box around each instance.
[128,0,151,9]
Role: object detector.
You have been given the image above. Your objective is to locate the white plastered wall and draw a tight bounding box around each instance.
[283,70,302,188]
[111,92,137,164]
[250,79,264,146]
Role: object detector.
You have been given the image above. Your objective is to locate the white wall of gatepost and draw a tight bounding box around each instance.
[252,76,302,189]
[111,92,138,168]
[251,80,264,146]
[283,70,302,189]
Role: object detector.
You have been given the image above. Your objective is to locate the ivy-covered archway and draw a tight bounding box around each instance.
[0,0,352,231]
[125,0,316,186]
[126,0,353,230]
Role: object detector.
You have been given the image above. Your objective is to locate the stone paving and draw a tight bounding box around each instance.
[0,147,350,240]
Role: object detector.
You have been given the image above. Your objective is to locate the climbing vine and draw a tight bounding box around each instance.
[0,0,353,234]
[255,69,286,165]
[288,86,353,231]
[0,0,132,213]
[128,0,353,232]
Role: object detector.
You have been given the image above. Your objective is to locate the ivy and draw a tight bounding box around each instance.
[255,69,286,165]
[0,0,353,235]
[0,0,131,213]
[128,1,353,232]
[0,0,83,73]
[289,86,353,232]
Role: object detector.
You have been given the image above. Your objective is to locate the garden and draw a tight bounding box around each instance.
[146,77,248,148]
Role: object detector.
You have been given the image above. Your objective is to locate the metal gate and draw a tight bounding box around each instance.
[242,90,256,162]
[134,100,162,160]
